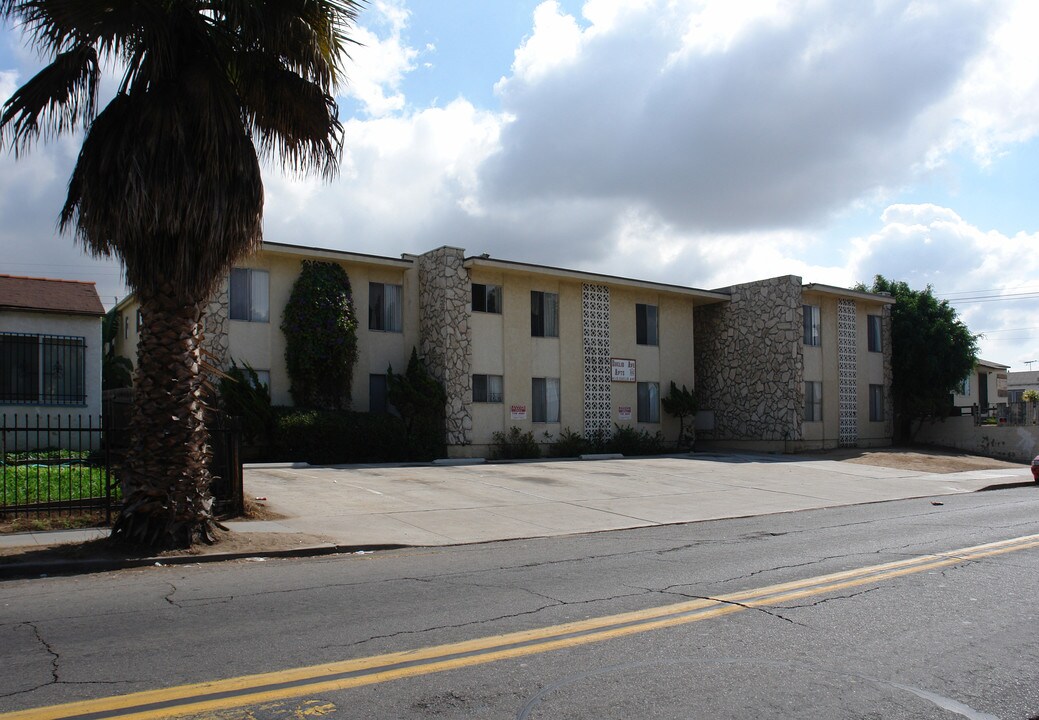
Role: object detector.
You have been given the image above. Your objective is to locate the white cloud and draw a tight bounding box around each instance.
[340,0,420,117]
[849,203,1039,367]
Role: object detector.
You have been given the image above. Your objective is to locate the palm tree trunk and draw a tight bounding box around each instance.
[111,284,216,548]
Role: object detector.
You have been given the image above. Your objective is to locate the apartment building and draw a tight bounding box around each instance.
[115,242,894,456]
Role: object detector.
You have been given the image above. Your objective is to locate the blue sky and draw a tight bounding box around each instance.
[3,0,1039,366]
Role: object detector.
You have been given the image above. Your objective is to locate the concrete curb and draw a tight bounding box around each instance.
[0,543,410,581]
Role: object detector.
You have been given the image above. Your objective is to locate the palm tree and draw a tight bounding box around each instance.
[0,0,362,548]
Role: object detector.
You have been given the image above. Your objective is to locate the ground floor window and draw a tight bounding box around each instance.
[369,374,388,413]
[532,377,560,422]
[804,381,822,422]
[869,384,885,422]
[473,374,503,402]
[0,333,86,405]
[637,381,660,423]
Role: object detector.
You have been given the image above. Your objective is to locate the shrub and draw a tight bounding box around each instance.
[387,349,447,460]
[269,408,407,464]
[491,427,541,460]
[548,427,589,457]
[281,261,358,409]
[218,361,274,445]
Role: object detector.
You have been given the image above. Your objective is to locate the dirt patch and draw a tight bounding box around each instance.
[805,446,1025,473]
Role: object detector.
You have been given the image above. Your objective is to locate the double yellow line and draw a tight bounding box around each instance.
[6,532,1039,720]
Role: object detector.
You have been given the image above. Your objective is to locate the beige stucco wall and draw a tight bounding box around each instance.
[951,362,1008,410]
[463,268,698,455]
[227,251,418,409]
[0,310,103,434]
[799,291,891,450]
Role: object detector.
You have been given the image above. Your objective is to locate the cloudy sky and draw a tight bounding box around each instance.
[3,0,1039,368]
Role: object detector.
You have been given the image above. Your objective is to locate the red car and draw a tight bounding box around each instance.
[1033,455,1039,482]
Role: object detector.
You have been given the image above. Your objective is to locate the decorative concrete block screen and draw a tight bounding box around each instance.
[837,298,857,447]
[582,284,611,439]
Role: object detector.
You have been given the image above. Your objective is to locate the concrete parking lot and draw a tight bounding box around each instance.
[242,452,1032,547]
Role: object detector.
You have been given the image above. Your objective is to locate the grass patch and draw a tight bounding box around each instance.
[2,451,119,508]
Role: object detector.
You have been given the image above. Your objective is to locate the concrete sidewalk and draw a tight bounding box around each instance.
[0,452,1032,565]
[240,453,1032,546]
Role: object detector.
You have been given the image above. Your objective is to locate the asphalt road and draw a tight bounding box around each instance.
[2,485,1038,719]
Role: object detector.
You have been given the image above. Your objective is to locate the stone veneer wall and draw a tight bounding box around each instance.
[694,276,803,442]
[418,247,472,446]
[881,303,894,436]
[202,278,230,371]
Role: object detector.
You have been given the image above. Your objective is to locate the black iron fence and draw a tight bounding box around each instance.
[1,411,242,522]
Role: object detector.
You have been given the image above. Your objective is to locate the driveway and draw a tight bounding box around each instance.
[241,452,1032,547]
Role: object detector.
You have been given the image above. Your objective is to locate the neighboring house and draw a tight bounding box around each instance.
[0,275,106,435]
[1006,370,1039,403]
[951,359,1009,413]
[115,242,895,456]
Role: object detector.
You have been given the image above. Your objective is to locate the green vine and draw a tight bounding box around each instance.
[281,261,358,409]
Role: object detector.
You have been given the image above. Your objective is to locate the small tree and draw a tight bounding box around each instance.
[662,381,698,449]
[1023,390,1039,425]
[387,348,447,459]
[860,276,978,442]
[282,261,358,409]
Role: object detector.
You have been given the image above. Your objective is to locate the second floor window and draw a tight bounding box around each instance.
[867,314,883,352]
[472,283,503,313]
[636,304,658,346]
[531,291,559,337]
[803,305,820,347]
[369,282,403,332]
[230,268,269,322]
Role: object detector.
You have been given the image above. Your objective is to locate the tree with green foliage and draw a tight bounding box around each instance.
[661,381,698,449]
[860,276,978,441]
[0,1,361,548]
[387,348,447,459]
[101,308,133,390]
[282,261,359,409]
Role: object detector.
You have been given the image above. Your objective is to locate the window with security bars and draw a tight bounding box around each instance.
[0,333,86,405]
[473,374,503,403]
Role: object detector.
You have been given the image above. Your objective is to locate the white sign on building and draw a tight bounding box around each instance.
[611,358,636,382]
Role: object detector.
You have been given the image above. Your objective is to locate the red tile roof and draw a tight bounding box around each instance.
[0,275,105,316]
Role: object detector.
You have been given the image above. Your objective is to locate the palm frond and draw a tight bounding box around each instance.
[0,43,99,153]
[236,52,343,177]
